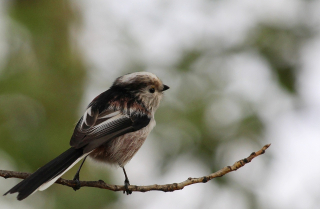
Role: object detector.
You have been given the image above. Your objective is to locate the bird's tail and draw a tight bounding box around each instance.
[4,147,85,200]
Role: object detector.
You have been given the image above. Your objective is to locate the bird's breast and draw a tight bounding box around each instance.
[89,118,156,166]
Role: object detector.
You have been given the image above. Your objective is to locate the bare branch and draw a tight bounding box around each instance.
[0,144,271,193]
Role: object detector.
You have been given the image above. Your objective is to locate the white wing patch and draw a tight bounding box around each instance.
[99,111,120,119]
[82,108,90,126]
[87,106,93,116]
[79,108,130,137]
[90,114,128,134]
[81,107,122,128]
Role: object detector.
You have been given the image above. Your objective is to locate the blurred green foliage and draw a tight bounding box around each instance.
[0,0,116,208]
[252,25,311,93]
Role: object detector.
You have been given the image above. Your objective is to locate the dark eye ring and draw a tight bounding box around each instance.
[149,88,155,93]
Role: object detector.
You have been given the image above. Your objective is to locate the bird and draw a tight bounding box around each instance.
[4,72,169,200]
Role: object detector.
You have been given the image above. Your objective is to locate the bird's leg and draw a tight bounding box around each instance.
[72,155,88,191]
[122,167,132,195]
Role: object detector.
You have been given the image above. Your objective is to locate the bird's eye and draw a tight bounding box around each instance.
[149,88,155,93]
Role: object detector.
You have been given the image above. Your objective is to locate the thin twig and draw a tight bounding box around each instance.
[0,144,271,193]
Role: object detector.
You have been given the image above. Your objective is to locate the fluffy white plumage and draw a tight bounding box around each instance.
[117,72,160,84]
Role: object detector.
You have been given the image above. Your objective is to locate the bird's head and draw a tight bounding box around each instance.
[113,72,169,114]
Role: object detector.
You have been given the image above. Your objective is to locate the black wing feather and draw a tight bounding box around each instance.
[71,114,150,153]
[69,87,151,153]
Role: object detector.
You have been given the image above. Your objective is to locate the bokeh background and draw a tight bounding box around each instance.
[1,0,320,208]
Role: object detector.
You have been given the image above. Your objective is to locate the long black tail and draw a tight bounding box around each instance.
[4,147,84,200]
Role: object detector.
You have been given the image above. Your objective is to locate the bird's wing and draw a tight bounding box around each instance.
[70,93,150,153]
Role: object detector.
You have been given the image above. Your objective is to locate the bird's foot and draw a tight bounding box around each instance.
[123,179,132,195]
[72,173,81,191]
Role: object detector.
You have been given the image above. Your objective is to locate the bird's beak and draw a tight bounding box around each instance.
[162,85,170,91]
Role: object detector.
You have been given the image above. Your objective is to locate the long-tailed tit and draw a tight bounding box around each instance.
[4,72,169,200]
